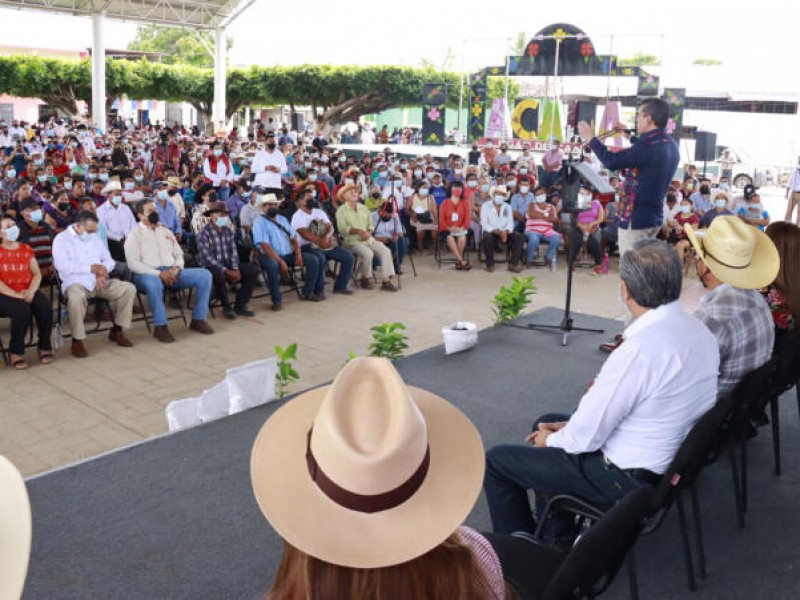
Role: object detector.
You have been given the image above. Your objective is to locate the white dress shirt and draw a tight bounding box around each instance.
[480,201,514,233]
[290,208,330,247]
[251,149,287,189]
[97,201,137,241]
[203,156,233,187]
[547,301,720,474]
[52,224,115,293]
[124,222,184,276]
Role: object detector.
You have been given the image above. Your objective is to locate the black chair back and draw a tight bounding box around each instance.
[731,358,778,433]
[542,485,654,600]
[772,328,800,392]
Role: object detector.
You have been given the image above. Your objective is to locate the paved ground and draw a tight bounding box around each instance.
[2,188,793,477]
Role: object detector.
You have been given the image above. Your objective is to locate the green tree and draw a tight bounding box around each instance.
[127,25,233,68]
[693,57,723,66]
[617,53,661,67]
[509,32,528,56]
[487,76,520,105]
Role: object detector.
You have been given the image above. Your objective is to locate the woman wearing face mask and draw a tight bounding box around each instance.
[0,217,54,370]
[670,199,700,263]
[698,192,733,228]
[438,181,471,271]
[1,164,21,194]
[44,190,77,233]
[567,185,605,275]
[406,181,437,254]
[191,184,218,235]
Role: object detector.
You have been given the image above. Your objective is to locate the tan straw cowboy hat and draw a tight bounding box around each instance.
[0,455,32,600]
[250,357,484,569]
[335,182,361,203]
[684,215,779,289]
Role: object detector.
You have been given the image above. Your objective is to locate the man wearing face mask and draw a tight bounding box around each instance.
[196,202,259,319]
[698,192,733,228]
[125,199,214,342]
[690,183,714,215]
[153,181,183,241]
[97,180,137,263]
[252,131,287,197]
[485,240,719,542]
[510,176,536,234]
[17,199,56,280]
[291,190,355,295]
[52,211,137,357]
[480,185,524,273]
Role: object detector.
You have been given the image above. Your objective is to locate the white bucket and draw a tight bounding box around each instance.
[442,322,478,355]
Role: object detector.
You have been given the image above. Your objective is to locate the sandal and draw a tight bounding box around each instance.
[455,261,463,271]
[38,350,54,364]
[11,356,28,370]
[462,262,472,272]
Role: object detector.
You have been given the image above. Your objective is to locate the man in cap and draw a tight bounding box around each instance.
[97,179,137,262]
[485,239,719,543]
[196,201,260,319]
[685,216,779,397]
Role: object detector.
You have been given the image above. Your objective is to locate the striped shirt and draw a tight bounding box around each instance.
[694,284,775,397]
[19,222,54,268]
[525,203,557,235]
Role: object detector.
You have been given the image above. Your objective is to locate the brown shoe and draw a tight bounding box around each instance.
[153,325,175,343]
[108,326,133,348]
[190,319,214,335]
[381,279,399,292]
[359,277,374,290]
[71,339,88,358]
[507,264,522,273]
[484,265,495,273]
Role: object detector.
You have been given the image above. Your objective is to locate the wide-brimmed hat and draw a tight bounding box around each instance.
[261,193,280,205]
[204,201,229,216]
[250,358,484,569]
[336,182,361,202]
[101,179,122,194]
[491,185,508,196]
[167,176,181,187]
[0,455,32,600]
[684,215,779,289]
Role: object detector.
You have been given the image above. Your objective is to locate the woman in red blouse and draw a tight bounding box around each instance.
[438,181,472,271]
[0,217,53,369]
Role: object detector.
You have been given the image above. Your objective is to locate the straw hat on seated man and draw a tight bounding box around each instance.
[0,455,32,600]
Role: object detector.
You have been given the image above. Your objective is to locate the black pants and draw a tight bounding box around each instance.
[0,291,53,355]
[567,226,602,265]
[108,239,127,263]
[482,231,524,267]
[208,263,260,309]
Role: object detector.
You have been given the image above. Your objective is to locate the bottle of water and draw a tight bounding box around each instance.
[600,252,610,274]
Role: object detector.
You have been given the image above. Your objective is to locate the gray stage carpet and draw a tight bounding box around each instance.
[22,307,800,599]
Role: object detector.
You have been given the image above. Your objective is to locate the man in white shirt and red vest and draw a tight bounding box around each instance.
[203,141,234,203]
[484,239,719,543]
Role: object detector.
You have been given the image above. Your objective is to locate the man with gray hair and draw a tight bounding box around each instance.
[484,240,720,542]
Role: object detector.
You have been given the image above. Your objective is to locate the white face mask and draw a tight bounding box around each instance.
[534,194,546,203]
[494,195,505,205]
[519,186,530,194]
[617,284,634,325]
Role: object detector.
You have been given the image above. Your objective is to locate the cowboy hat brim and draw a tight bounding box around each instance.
[250,385,484,569]
[685,221,779,289]
[0,455,32,600]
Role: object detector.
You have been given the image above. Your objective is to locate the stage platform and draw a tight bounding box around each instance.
[23,308,800,599]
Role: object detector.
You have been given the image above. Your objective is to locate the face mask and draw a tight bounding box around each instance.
[681,205,691,214]
[124,182,135,190]
[748,203,762,211]
[321,167,329,174]
[6,170,15,179]
[4,225,20,242]
[34,159,44,166]
[99,173,108,182]
[338,157,347,163]
[413,169,423,178]
[71,142,79,148]
[534,194,546,203]
[481,184,490,192]
[156,189,169,201]
[467,180,478,188]
[37,175,47,183]
[426,172,435,180]
[58,202,70,211]
[371,191,381,199]
[378,171,387,178]
[306,199,319,210]
[308,174,318,182]
[214,149,223,158]
[719,183,729,190]
[486,143,494,149]
[266,143,277,150]
[64,181,73,190]
[241,191,251,199]
[134,175,143,183]
[520,186,530,194]
[267,207,279,218]
[419,188,429,196]
[617,284,634,325]
[147,211,160,225]
[506,181,516,189]
[454,169,462,175]
[494,196,505,205]
[520,168,528,175]
[714,199,726,208]
[304,161,312,168]
[79,231,95,243]
[685,183,694,191]
[578,193,592,204]
[216,216,230,228]
[111,195,122,206]
[29,209,43,223]
[451,188,462,197]
[86,173,96,180]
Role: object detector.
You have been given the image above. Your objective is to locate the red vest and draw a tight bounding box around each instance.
[204,154,232,185]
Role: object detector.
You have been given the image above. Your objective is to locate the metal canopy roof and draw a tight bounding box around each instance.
[0,0,256,29]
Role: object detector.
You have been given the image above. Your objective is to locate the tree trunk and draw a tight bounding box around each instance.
[316,92,396,132]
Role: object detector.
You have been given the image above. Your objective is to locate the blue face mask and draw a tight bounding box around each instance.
[216,216,230,228]
[748,203,762,212]
[79,231,96,243]
[4,225,20,242]
[714,199,727,208]
[29,209,43,223]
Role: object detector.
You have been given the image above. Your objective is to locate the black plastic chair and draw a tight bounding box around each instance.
[485,486,654,600]
[135,288,188,333]
[762,329,800,475]
[434,230,472,269]
[534,397,735,595]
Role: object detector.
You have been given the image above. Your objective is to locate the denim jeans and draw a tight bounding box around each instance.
[525,231,561,263]
[484,412,644,541]
[215,185,231,202]
[258,250,322,302]
[133,267,212,326]
[304,246,354,292]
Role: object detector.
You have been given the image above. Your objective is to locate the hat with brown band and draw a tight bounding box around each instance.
[0,455,32,600]
[250,357,484,569]
[684,215,779,289]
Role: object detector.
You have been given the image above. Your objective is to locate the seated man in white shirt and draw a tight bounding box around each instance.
[479,185,525,273]
[97,180,137,263]
[484,239,720,543]
[52,211,137,358]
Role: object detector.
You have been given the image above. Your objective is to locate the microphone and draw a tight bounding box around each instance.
[596,128,633,140]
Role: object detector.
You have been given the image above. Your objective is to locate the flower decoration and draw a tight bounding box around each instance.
[426,106,441,122]
[552,27,567,43]
[666,118,676,135]
[580,42,594,63]
[426,132,441,144]
[526,42,540,60]
[471,103,483,118]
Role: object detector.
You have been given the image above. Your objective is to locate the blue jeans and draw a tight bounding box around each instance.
[133,267,212,326]
[258,251,322,302]
[382,237,409,268]
[484,412,644,541]
[525,231,561,263]
[305,246,354,293]
[216,186,231,202]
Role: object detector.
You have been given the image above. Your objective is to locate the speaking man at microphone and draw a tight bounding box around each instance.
[577,98,679,257]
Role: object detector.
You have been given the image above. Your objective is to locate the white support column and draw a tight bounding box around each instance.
[212,27,227,133]
[91,13,106,131]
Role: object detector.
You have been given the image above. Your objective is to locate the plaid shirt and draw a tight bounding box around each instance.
[196,223,239,271]
[694,284,775,397]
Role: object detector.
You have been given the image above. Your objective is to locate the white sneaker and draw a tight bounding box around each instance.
[550,259,557,273]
